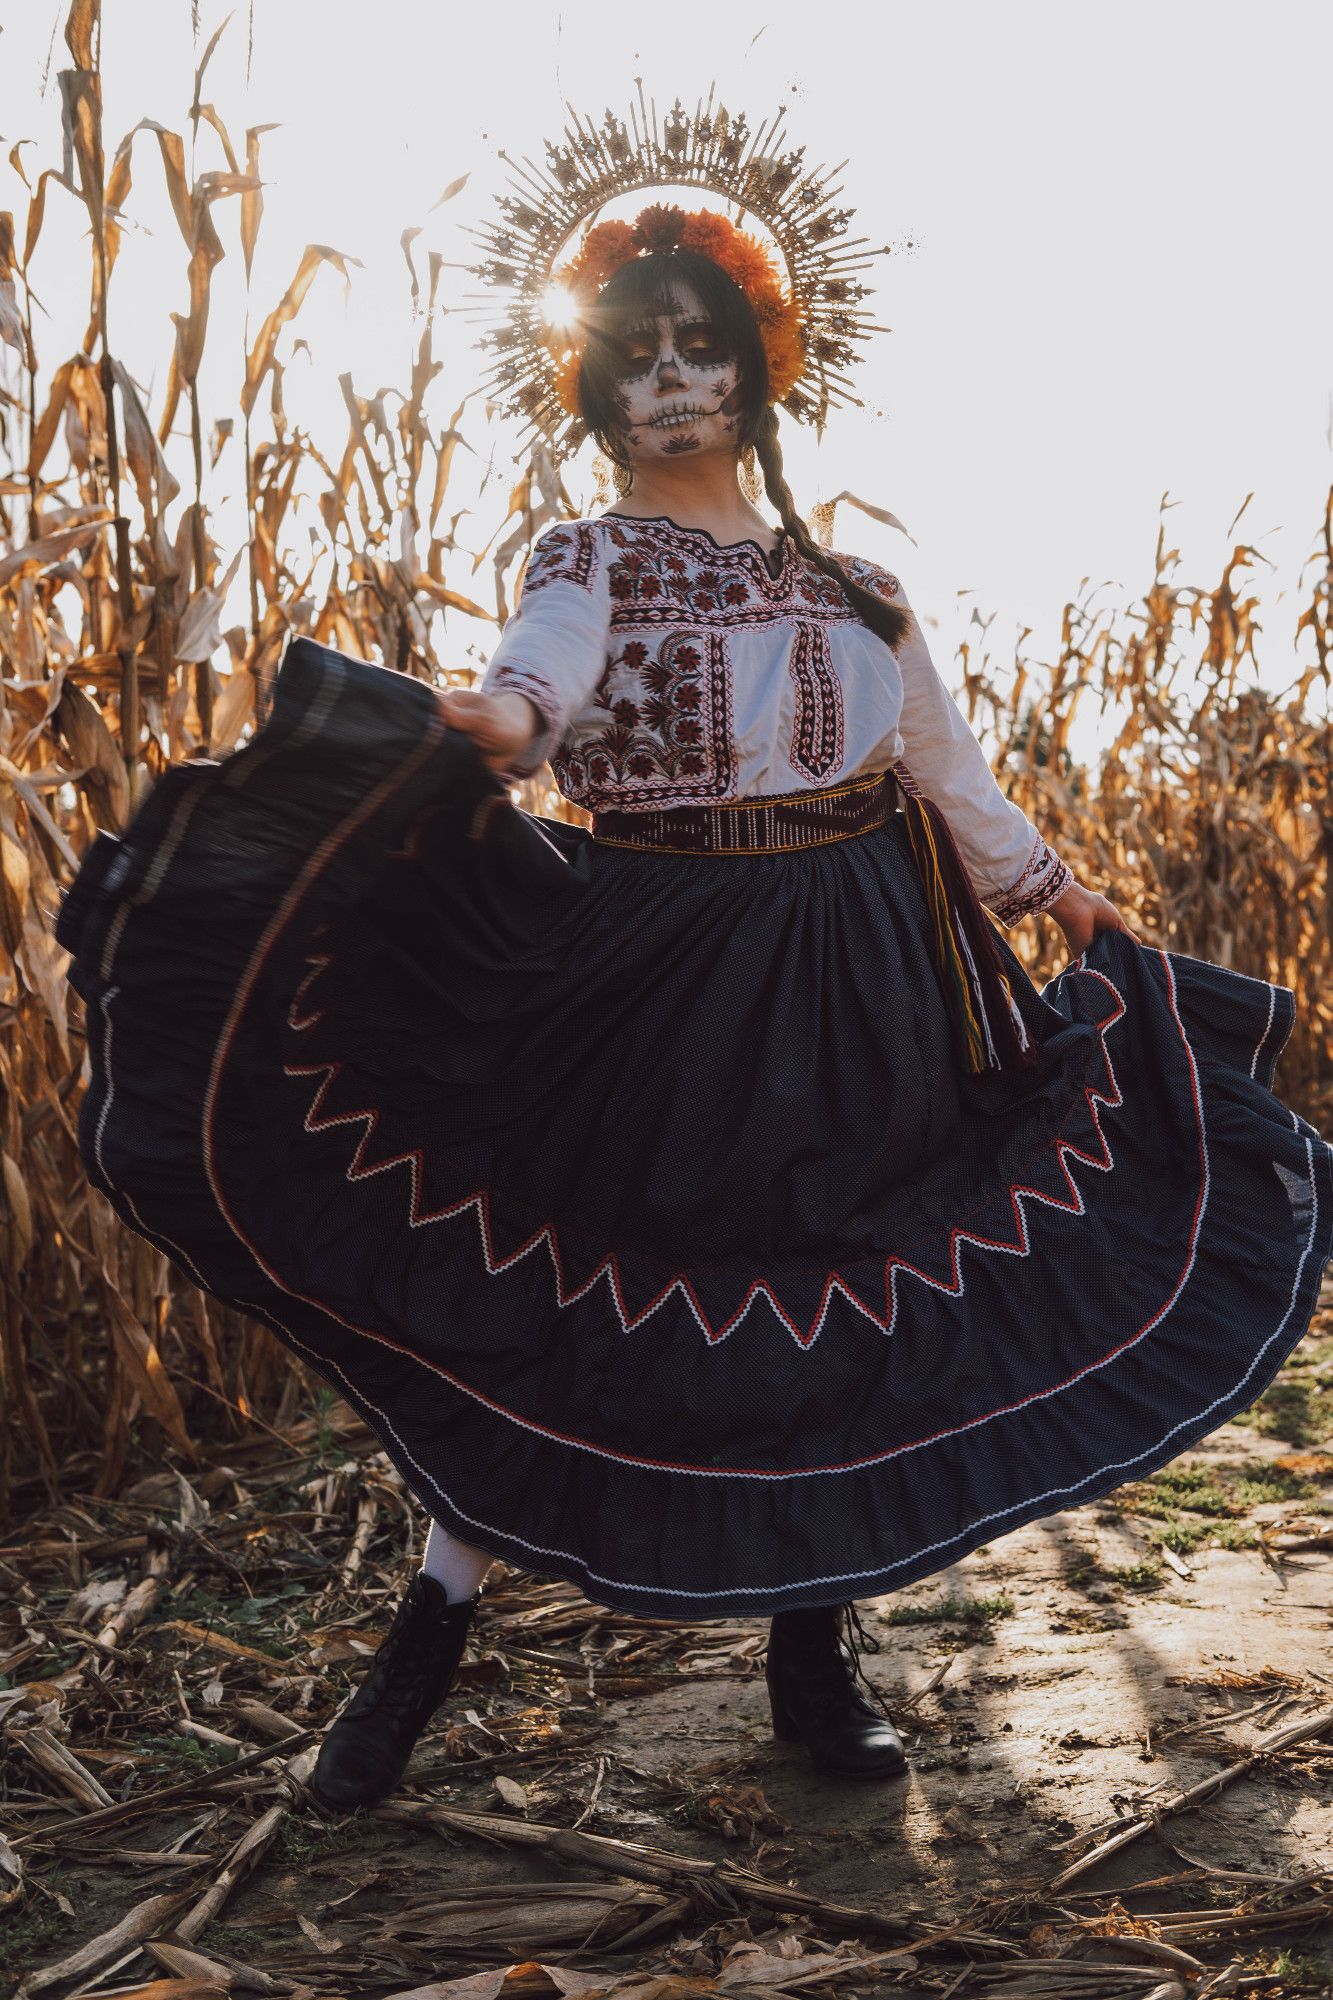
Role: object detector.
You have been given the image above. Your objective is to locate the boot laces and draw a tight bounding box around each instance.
[840,1602,898,1726]
[355,1583,465,1726]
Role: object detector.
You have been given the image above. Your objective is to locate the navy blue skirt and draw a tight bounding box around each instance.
[57,639,1333,1615]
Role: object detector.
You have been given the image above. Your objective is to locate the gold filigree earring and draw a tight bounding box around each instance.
[592,452,614,507]
[611,460,633,499]
[738,444,763,504]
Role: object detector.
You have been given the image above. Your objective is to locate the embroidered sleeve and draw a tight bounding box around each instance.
[478,522,612,779]
[859,560,1075,926]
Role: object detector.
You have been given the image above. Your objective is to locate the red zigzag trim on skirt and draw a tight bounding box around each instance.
[271,953,1202,1355]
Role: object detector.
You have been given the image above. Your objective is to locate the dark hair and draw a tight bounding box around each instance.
[575,247,910,655]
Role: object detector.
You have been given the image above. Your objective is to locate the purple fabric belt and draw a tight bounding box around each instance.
[589,771,897,855]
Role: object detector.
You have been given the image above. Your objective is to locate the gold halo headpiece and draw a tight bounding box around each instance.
[468,85,893,462]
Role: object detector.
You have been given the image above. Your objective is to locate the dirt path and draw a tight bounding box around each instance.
[4,1294,1332,1997]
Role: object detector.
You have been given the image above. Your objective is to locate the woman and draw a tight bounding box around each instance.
[58,204,1332,1817]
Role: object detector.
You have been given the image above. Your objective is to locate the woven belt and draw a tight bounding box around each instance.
[590,771,896,856]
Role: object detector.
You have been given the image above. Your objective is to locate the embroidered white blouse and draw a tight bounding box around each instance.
[479,513,1072,927]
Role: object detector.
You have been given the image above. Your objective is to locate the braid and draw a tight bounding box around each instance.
[751,409,1035,1077]
[751,407,911,653]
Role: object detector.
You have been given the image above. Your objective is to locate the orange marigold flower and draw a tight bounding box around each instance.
[632,203,688,254]
[678,209,735,261]
[747,281,789,329]
[763,317,806,401]
[563,218,637,298]
[716,228,782,295]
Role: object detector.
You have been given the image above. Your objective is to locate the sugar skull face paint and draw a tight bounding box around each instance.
[611,282,746,466]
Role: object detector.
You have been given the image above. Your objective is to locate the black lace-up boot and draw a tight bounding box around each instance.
[309,1572,478,1812]
[765,1601,907,1778]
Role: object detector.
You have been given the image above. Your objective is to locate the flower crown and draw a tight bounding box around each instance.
[468,88,897,463]
[548,202,806,419]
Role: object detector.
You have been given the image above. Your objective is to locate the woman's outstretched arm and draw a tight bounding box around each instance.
[849,557,1138,953]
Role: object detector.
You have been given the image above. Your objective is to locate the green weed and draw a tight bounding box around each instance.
[882,1592,1016,1633]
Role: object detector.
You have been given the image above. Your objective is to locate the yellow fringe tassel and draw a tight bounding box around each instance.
[902,795,997,1074]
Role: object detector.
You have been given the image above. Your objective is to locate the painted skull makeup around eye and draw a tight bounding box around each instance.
[612,289,745,464]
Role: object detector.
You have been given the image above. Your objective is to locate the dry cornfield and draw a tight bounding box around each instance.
[2,0,1332,1519]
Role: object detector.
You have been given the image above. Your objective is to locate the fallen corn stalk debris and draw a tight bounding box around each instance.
[1049,1701,1333,1889]
[375,1800,1009,1954]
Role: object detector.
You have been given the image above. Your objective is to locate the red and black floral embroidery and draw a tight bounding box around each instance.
[489,523,1068,907]
[522,522,599,595]
[988,834,1075,927]
[843,555,901,603]
[555,628,735,803]
[787,622,845,782]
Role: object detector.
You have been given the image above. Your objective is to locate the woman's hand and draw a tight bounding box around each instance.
[1046,880,1140,956]
[436,687,542,774]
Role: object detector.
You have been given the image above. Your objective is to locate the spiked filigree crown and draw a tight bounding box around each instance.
[468,85,893,462]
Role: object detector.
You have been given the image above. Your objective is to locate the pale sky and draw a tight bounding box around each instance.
[2,0,1330,726]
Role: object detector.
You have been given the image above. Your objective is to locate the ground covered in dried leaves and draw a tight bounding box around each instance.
[4,1294,1333,2000]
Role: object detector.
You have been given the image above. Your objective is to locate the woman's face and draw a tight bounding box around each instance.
[608,281,746,469]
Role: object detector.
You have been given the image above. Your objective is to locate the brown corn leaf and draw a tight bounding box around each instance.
[21,167,67,270]
[0,521,102,589]
[63,0,99,69]
[429,171,470,210]
[15,1889,189,1998]
[209,662,255,753]
[0,795,30,956]
[111,358,181,518]
[191,12,233,117]
[0,214,23,353]
[102,1285,197,1460]
[401,225,423,312]
[175,546,243,662]
[55,677,132,830]
[2,1151,33,1270]
[820,489,918,544]
[0,1830,22,1912]
[57,67,105,240]
[29,356,80,479]
[243,243,361,416]
[195,102,239,174]
[102,1984,229,2000]
[19,897,73,1062]
[414,574,493,622]
[241,124,279,280]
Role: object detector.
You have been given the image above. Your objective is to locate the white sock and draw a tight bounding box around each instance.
[420,1517,493,1602]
